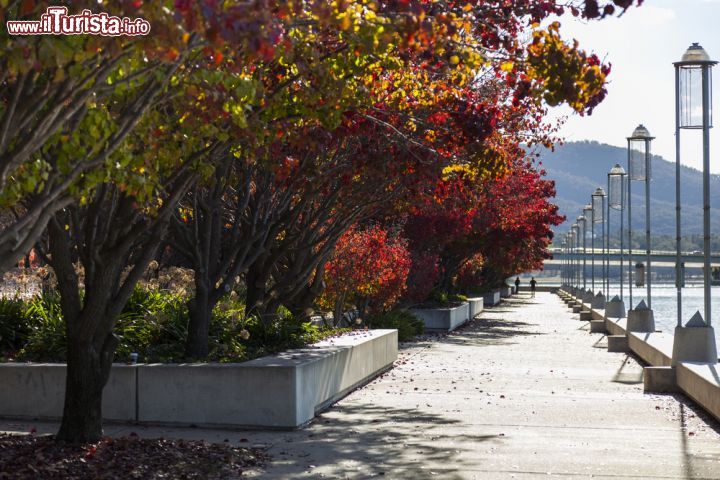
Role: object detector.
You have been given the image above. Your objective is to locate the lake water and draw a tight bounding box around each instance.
[603,283,720,346]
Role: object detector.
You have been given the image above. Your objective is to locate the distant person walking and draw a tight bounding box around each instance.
[530,277,537,298]
[514,276,520,293]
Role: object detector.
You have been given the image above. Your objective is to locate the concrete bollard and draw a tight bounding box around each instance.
[591,292,605,310]
[671,316,717,365]
[603,296,625,320]
[627,300,655,333]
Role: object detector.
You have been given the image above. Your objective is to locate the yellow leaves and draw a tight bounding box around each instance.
[449,55,460,65]
[339,13,352,30]
[442,164,474,180]
[500,61,514,72]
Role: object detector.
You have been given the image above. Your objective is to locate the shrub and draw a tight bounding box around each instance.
[0,297,29,354]
[1,287,348,364]
[114,287,189,363]
[17,291,66,362]
[367,310,424,341]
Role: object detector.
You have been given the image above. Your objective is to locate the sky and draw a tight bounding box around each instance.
[549,0,720,172]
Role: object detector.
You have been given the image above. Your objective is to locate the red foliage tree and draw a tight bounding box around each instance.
[320,225,411,323]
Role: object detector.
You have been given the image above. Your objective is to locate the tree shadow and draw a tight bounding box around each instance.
[263,402,502,479]
[431,315,544,349]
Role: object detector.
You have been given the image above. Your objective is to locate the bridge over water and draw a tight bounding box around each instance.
[545,248,720,267]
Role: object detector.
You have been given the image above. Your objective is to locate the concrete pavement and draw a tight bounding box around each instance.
[3,292,720,478]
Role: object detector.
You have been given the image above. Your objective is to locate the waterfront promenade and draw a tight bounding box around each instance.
[3,292,720,478]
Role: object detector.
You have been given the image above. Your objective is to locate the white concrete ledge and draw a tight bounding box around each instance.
[0,330,398,429]
[0,364,137,421]
[410,303,469,332]
[483,291,501,307]
[676,363,720,422]
[627,332,673,367]
[467,297,484,319]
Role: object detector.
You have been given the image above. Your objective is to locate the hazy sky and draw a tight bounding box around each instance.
[550,0,720,172]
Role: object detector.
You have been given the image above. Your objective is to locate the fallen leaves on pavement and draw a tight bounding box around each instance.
[0,433,267,479]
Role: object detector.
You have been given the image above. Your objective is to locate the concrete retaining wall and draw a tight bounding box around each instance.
[483,291,501,307]
[0,330,397,429]
[410,303,470,332]
[467,298,484,319]
[676,363,720,422]
[627,332,673,367]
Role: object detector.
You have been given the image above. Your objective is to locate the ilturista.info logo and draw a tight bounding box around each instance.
[6,6,151,36]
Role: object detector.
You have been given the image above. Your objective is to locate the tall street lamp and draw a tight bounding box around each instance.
[591,188,606,297]
[608,165,627,302]
[560,239,567,289]
[672,43,718,364]
[627,125,656,332]
[604,166,627,318]
[578,215,587,292]
[583,203,594,293]
[572,223,580,290]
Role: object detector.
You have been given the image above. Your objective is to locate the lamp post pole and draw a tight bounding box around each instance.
[671,43,717,365]
[702,57,713,327]
[609,165,627,301]
[627,152,634,309]
[592,188,606,299]
[584,204,594,293]
[645,140,653,309]
[579,216,587,291]
[627,125,654,308]
[606,176,612,298]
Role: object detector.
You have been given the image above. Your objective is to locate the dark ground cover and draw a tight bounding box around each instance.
[0,433,267,479]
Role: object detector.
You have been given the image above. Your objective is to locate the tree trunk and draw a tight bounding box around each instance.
[56,332,117,443]
[245,266,268,317]
[185,283,211,358]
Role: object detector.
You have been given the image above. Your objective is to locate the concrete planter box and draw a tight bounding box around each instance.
[500,286,513,298]
[467,297,484,319]
[0,364,137,422]
[0,330,397,429]
[483,291,501,307]
[410,302,470,332]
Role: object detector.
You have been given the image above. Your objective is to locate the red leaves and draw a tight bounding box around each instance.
[322,225,411,314]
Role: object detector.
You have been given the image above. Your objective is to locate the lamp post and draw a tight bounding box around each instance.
[567,231,572,290]
[583,204,594,292]
[627,124,654,309]
[671,43,717,364]
[561,239,567,287]
[608,165,627,301]
[578,215,587,291]
[591,188,606,296]
[572,223,580,290]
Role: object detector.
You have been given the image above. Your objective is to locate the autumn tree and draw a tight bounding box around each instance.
[320,224,411,323]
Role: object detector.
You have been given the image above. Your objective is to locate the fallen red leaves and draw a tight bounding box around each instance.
[0,433,267,479]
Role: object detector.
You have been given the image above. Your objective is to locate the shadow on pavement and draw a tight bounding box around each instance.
[259,402,499,479]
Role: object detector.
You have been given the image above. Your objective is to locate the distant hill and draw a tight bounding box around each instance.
[536,141,720,236]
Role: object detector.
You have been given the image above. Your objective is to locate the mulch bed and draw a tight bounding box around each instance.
[0,432,268,479]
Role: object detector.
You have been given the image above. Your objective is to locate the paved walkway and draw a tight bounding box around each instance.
[3,292,720,478]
